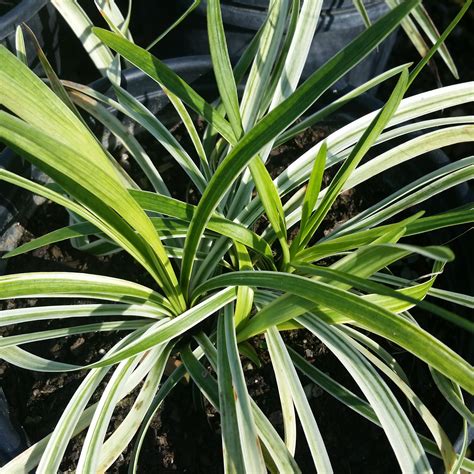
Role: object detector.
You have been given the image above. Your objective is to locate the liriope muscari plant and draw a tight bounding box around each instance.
[0,0,473,472]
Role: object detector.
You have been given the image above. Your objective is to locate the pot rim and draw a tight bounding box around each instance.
[189,0,387,21]
[0,0,49,40]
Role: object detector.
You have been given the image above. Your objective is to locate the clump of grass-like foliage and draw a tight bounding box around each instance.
[0,0,473,472]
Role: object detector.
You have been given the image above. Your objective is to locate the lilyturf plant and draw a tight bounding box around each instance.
[0,0,473,472]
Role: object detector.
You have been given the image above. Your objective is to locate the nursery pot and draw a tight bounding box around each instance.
[0,59,472,469]
[171,0,397,88]
[0,0,60,74]
[0,388,28,465]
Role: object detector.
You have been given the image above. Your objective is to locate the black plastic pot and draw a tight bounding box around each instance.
[0,61,472,468]
[0,0,60,74]
[171,0,397,89]
[0,389,28,466]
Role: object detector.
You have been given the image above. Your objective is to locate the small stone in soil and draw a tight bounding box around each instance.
[70,337,85,353]
[51,246,63,259]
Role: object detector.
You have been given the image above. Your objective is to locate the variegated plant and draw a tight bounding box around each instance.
[0,0,473,472]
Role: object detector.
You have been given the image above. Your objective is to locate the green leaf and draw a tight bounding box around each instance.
[217,314,246,473]
[22,24,80,117]
[131,189,273,259]
[238,341,262,368]
[15,25,27,65]
[298,317,432,472]
[333,156,474,238]
[146,0,202,50]
[181,345,301,473]
[38,364,112,472]
[1,349,163,472]
[92,27,237,145]
[0,303,163,327]
[0,47,108,169]
[300,141,327,236]
[266,327,331,471]
[430,369,474,426]
[202,20,264,156]
[128,361,188,474]
[239,230,412,335]
[404,206,474,237]
[178,0,420,292]
[164,88,211,179]
[290,346,471,471]
[0,272,172,314]
[0,320,147,349]
[94,0,133,40]
[222,305,266,473]
[98,345,173,472]
[298,207,474,262]
[411,3,459,78]
[291,262,472,332]
[51,0,114,74]
[341,326,410,384]
[3,215,202,259]
[277,63,411,145]
[77,355,142,473]
[267,0,322,108]
[90,288,237,368]
[37,337,158,472]
[239,0,290,130]
[258,0,300,114]
[343,326,457,471]
[298,69,408,249]
[265,328,296,455]
[353,0,371,28]
[250,156,290,266]
[273,85,474,235]
[3,222,99,259]
[195,271,474,394]
[407,0,472,86]
[112,85,208,193]
[233,242,255,327]
[207,0,242,137]
[0,50,184,310]
[1,159,160,283]
[70,90,170,195]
